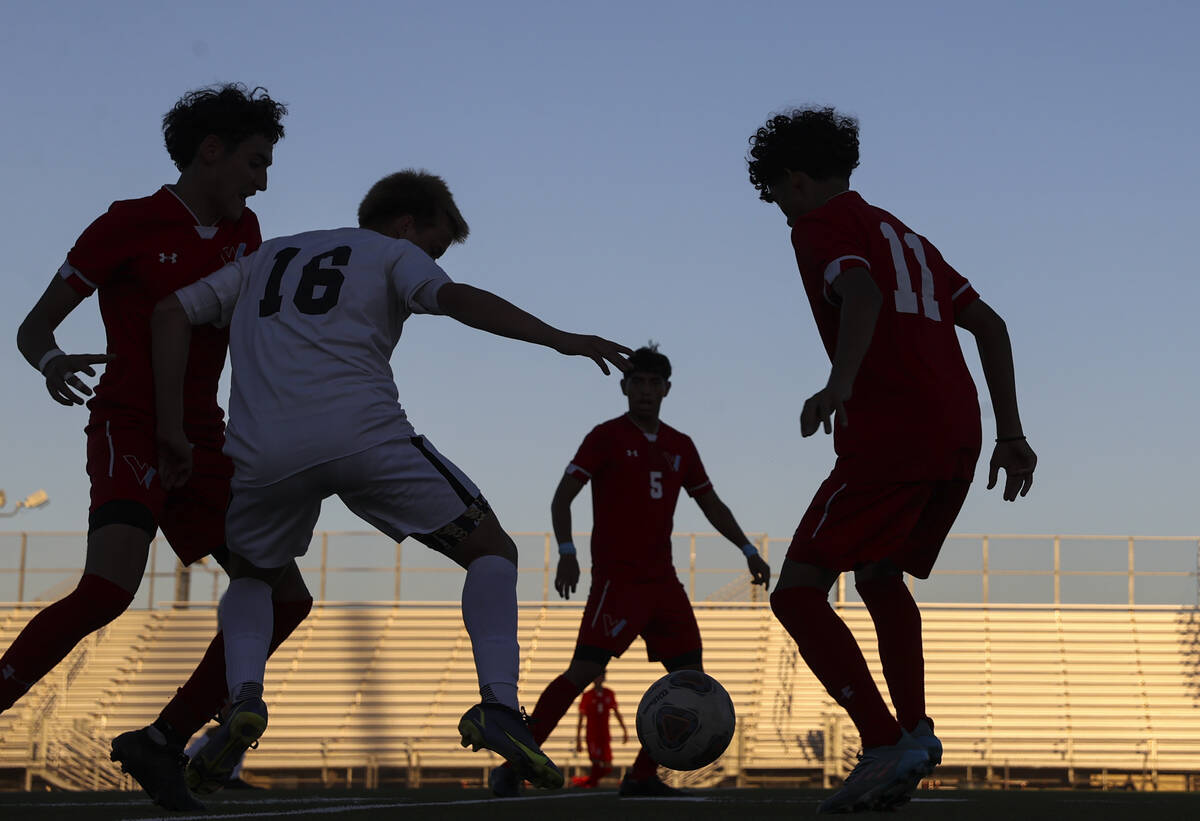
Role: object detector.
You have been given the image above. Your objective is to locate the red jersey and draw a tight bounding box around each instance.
[579,686,618,739]
[791,191,981,481]
[565,415,711,581]
[59,186,261,443]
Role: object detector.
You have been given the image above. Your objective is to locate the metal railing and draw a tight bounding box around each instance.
[0,531,1197,607]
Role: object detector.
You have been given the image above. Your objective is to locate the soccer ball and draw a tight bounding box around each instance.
[635,670,736,770]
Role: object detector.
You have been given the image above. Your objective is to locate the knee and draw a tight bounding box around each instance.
[75,575,135,632]
[565,658,605,690]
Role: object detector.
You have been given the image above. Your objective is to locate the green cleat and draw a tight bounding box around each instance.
[458,703,563,789]
[186,697,268,795]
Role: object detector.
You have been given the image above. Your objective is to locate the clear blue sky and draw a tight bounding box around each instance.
[2,1,1197,562]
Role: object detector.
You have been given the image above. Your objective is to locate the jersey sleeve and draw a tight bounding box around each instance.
[388,241,453,315]
[58,202,137,296]
[925,241,980,316]
[565,426,609,484]
[176,258,247,328]
[682,435,712,498]
[790,212,871,305]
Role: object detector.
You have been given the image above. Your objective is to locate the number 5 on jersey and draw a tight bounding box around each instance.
[649,471,663,499]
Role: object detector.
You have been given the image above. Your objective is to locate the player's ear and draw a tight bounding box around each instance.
[195,134,226,166]
[619,377,629,395]
[662,380,671,396]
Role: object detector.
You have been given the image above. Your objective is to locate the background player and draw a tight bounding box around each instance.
[491,344,771,798]
[8,84,310,811]
[572,672,628,788]
[746,106,1038,813]
[150,169,631,794]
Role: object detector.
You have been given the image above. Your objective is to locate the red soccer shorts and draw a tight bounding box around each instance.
[587,734,612,763]
[86,420,232,565]
[787,470,972,579]
[576,574,701,662]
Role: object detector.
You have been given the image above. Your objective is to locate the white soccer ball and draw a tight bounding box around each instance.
[635,670,736,770]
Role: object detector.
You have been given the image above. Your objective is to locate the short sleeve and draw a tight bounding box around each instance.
[682,436,712,498]
[176,259,247,328]
[565,426,610,484]
[388,241,453,315]
[791,212,871,305]
[926,242,980,316]
[59,203,137,296]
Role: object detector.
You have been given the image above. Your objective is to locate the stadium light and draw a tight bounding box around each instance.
[0,488,50,518]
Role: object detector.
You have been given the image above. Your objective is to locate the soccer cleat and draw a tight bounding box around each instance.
[817,734,932,814]
[110,727,205,811]
[186,697,268,795]
[458,703,563,789]
[618,773,693,797]
[489,762,524,797]
[910,718,943,767]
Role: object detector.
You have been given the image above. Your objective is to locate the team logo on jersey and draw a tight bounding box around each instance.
[221,242,247,263]
[626,449,638,458]
[602,614,627,637]
[159,252,178,264]
[123,455,157,489]
[660,452,682,471]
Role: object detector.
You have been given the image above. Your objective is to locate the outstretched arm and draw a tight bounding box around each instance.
[150,295,196,489]
[800,268,882,436]
[955,299,1037,500]
[17,275,110,406]
[437,283,631,374]
[694,489,770,587]
[552,474,586,599]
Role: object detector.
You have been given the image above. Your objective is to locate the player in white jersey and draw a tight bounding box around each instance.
[149,170,631,794]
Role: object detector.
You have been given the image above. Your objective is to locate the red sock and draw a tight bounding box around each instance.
[587,761,612,786]
[528,674,583,745]
[856,575,926,731]
[0,574,133,713]
[631,746,659,780]
[770,586,901,749]
[156,597,313,740]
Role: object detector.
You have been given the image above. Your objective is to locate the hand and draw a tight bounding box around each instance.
[556,334,632,375]
[156,427,194,491]
[42,353,111,406]
[555,554,581,599]
[800,384,849,437]
[747,553,771,587]
[988,438,1037,501]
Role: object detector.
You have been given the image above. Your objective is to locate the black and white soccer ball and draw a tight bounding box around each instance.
[635,670,736,770]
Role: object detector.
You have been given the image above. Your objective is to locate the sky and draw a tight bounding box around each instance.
[1,1,1198,597]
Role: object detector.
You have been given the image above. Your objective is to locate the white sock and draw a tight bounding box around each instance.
[219,577,274,702]
[461,554,520,711]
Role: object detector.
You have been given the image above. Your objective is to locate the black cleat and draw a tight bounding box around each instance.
[110,727,205,811]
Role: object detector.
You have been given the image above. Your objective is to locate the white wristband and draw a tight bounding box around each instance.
[558,541,577,557]
[741,544,759,559]
[37,348,66,374]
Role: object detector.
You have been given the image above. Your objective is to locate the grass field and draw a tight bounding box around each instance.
[2,788,1199,820]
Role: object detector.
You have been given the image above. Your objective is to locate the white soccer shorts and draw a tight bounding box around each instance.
[225,435,489,568]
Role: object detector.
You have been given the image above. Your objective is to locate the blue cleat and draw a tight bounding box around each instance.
[458,703,563,789]
[817,734,932,814]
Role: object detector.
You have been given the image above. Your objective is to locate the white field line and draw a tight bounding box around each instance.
[140,791,602,821]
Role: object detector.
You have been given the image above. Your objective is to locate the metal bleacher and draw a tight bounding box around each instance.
[1,600,1199,789]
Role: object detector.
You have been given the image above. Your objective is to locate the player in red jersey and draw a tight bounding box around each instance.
[8,84,308,811]
[747,107,1038,813]
[572,672,628,788]
[490,345,770,798]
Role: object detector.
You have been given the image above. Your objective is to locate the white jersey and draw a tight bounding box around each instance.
[176,227,451,486]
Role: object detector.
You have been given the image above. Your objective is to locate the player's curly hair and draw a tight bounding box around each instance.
[625,343,671,381]
[357,169,470,243]
[746,106,860,202]
[162,83,287,171]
